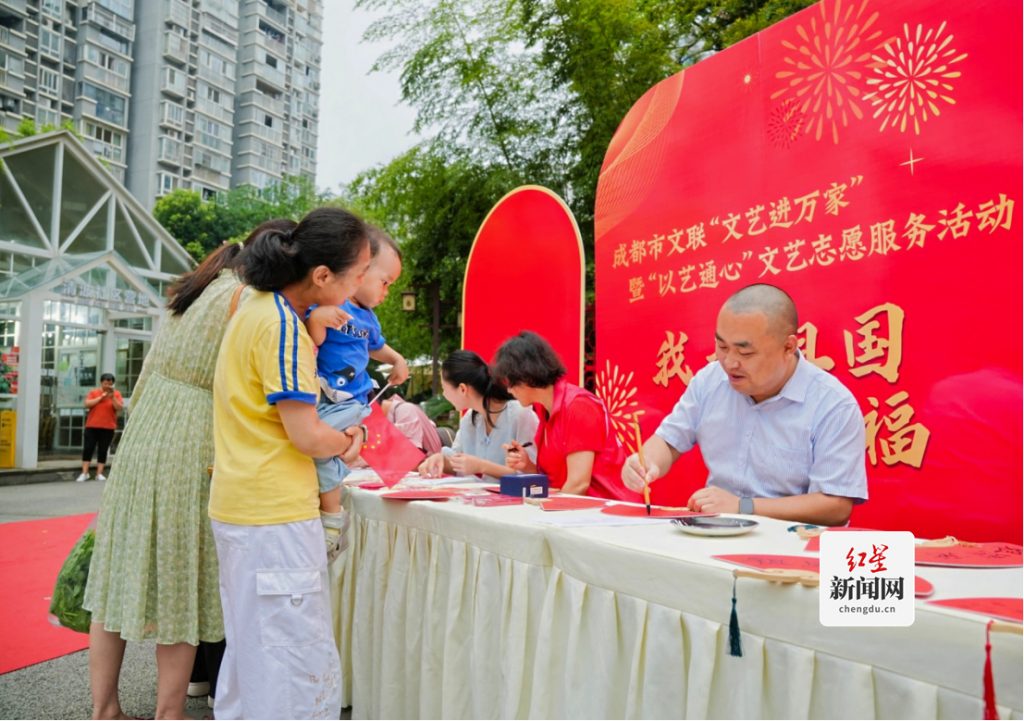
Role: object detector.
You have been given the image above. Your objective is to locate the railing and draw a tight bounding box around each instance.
[239,121,283,146]
[157,138,184,165]
[0,26,27,54]
[242,89,285,117]
[82,63,130,94]
[239,59,285,90]
[202,14,238,46]
[162,31,189,64]
[160,68,187,98]
[194,96,234,125]
[163,0,190,30]
[83,1,135,41]
[256,1,287,30]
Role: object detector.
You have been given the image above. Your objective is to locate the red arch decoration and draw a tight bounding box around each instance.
[462,186,585,382]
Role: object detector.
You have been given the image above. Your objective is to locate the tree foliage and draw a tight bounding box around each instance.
[153,175,335,261]
[346,0,814,362]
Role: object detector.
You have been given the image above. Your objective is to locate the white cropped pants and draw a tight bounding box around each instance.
[211,518,341,720]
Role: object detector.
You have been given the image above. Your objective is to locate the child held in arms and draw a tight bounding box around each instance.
[304,226,408,558]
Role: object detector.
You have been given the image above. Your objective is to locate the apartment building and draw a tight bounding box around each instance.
[0,0,136,183]
[0,0,323,208]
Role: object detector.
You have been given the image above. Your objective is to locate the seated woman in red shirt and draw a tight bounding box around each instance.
[493,331,639,502]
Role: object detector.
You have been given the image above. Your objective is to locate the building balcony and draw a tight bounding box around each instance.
[201,13,238,47]
[162,31,189,65]
[157,138,184,166]
[0,25,27,55]
[164,0,190,31]
[192,163,229,187]
[239,59,285,91]
[197,61,235,90]
[81,63,130,94]
[236,120,282,147]
[253,1,287,32]
[0,0,28,15]
[160,67,187,99]
[194,96,233,125]
[0,68,23,95]
[238,88,285,117]
[82,1,135,41]
[88,138,124,164]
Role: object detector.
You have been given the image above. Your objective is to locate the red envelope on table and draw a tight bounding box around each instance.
[359,403,426,487]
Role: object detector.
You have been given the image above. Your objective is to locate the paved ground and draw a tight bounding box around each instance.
[2,481,237,718]
[0,478,215,720]
[0,478,357,720]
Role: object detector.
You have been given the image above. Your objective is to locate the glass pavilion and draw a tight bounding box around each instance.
[0,130,194,467]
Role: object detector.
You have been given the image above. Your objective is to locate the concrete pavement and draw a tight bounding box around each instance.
[0,480,209,720]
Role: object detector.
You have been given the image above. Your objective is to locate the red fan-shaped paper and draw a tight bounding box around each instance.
[927,598,1023,624]
[915,543,1023,568]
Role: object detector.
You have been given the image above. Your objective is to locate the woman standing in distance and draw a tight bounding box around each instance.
[209,207,370,720]
[85,219,296,720]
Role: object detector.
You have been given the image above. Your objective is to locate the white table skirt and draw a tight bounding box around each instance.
[330,488,1023,719]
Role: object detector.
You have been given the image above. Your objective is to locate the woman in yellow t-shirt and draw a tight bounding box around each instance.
[209,207,371,720]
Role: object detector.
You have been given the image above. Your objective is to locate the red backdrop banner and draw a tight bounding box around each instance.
[593,0,1022,542]
[463,186,585,381]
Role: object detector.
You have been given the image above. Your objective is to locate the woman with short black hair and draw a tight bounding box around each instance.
[492,331,640,501]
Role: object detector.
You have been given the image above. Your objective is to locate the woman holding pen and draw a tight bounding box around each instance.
[419,350,538,481]
[492,331,641,501]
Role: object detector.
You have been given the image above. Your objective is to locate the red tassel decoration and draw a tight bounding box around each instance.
[983,620,999,720]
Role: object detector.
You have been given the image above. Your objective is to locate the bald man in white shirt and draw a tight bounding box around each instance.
[622,283,867,526]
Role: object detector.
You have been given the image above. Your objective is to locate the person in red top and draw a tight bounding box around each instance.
[493,331,640,502]
[77,373,123,482]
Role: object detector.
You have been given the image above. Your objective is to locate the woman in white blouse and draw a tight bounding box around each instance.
[419,350,538,480]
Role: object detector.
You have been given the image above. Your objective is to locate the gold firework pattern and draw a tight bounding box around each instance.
[864,22,967,134]
[595,360,645,452]
[771,0,885,144]
[768,100,805,148]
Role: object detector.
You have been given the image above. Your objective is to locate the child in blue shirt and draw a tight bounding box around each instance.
[305,228,408,556]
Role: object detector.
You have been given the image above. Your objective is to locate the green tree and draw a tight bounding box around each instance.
[360,0,812,258]
[152,189,230,261]
[153,176,337,260]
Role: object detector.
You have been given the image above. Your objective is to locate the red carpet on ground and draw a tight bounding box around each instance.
[0,513,95,674]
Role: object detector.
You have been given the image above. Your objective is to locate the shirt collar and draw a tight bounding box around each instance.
[546,377,570,419]
[777,351,813,403]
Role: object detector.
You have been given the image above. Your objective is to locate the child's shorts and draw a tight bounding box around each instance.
[314,398,372,494]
